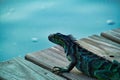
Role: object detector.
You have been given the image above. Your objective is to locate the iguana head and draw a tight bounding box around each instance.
[48,33,76,47]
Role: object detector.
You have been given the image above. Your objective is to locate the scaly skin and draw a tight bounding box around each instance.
[48,33,120,80]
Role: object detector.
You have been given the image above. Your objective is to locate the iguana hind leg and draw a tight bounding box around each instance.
[94,70,112,80]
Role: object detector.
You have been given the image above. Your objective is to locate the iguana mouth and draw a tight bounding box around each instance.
[48,34,54,42]
[48,33,63,44]
[48,34,53,38]
[48,33,60,40]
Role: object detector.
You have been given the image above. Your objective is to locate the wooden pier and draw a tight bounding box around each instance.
[0,28,120,80]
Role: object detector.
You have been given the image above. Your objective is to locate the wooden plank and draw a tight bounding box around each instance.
[0,57,66,80]
[101,28,120,44]
[76,35,120,62]
[113,28,120,33]
[25,46,96,80]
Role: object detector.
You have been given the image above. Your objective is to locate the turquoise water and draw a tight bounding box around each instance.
[0,0,120,61]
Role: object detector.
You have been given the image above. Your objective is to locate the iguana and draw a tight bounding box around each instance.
[48,33,120,80]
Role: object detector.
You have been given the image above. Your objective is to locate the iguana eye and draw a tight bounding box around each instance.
[56,33,61,35]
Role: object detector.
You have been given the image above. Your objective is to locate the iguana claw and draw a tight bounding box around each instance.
[52,66,69,73]
[52,66,61,73]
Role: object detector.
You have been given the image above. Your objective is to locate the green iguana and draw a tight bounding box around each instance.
[48,33,120,80]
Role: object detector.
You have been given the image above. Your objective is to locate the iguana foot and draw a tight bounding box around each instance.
[52,66,69,73]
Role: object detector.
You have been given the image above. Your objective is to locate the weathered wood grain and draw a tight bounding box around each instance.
[101,28,120,44]
[76,35,120,62]
[0,57,66,80]
[25,46,96,80]
[113,28,120,33]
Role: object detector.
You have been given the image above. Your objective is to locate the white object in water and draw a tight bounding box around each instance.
[106,20,115,25]
[7,8,15,16]
[32,37,38,42]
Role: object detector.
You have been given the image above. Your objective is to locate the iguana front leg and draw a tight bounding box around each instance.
[53,54,77,73]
